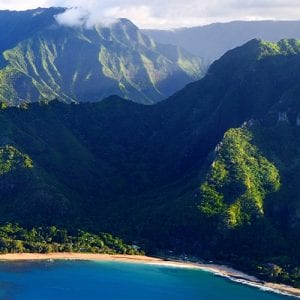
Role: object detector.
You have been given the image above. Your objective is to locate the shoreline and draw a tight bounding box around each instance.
[0,253,299,298]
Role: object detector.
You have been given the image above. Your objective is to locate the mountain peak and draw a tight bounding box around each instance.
[115,18,138,28]
[207,38,300,79]
[229,38,300,60]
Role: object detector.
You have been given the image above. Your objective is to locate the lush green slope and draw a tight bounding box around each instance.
[1,38,300,285]
[195,122,300,286]
[199,127,280,228]
[0,9,206,105]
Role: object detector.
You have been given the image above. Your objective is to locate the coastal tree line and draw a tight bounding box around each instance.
[0,223,142,255]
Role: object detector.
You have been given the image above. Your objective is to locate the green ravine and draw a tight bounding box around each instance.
[1,33,300,286]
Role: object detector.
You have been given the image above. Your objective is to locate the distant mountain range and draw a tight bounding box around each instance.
[0,8,206,105]
[144,20,300,61]
[1,37,300,286]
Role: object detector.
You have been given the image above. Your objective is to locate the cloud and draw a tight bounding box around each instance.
[0,0,300,29]
[55,7,89,28]
[55,7,119,29]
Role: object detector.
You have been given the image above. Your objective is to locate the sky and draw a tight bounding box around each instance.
[0,0,300,29]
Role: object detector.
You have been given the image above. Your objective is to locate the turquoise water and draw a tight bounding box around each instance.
[0,260,293,299]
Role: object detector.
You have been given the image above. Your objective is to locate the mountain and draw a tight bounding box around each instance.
[0,8,206,105]
[144,20,300,62]
[0,7,65,67]
[1,38,300,285]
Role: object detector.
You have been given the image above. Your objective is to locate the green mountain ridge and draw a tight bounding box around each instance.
[1,38,300,285]
[0,9,206,105]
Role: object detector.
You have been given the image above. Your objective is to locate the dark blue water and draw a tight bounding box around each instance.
[0,260,293,299]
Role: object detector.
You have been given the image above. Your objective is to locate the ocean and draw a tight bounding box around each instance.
[0,260,293,299]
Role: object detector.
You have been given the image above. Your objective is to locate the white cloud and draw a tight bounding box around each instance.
[55,7,89,28]
[0,0,300,28]
[55,7,119,29]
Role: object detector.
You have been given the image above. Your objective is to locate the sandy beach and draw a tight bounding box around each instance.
[0,253,299,298]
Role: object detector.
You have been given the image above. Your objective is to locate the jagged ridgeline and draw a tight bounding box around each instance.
[0,8,206,105]
[1,38,300,285]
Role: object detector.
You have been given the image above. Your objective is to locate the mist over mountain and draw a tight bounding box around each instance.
[144,20,300,61]
[0,8,206,105]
